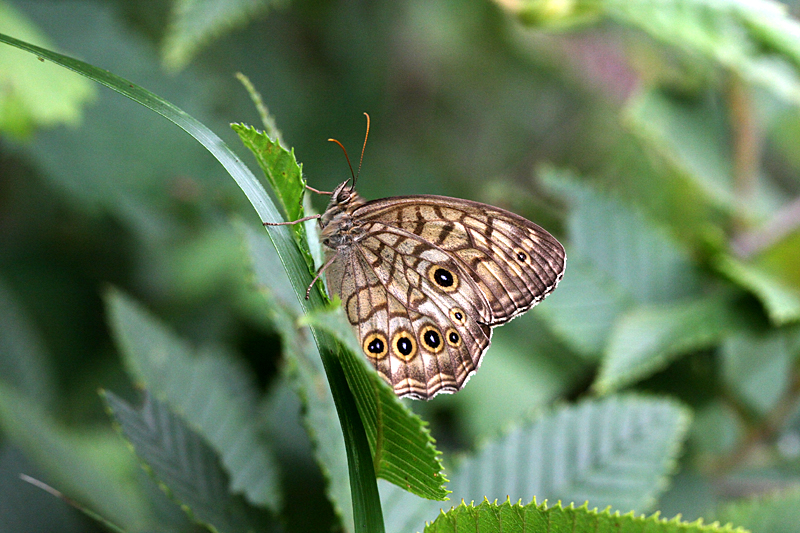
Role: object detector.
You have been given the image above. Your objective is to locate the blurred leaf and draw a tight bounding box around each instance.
[595,294,742,394]
[539,169,702,358]
[626,88,737,210]
[106,288,281,511]
[425,498,749,533]
[0,278,55,407]
[240,222,354,532]
[103,390,274,533]
[0,383,150,530]
[0,2,94,138]
[304,305,449,501]
[716,488,800,533]
[535,257,631,358]
[544,169,700,305]
[163,0,287,70]
[449,315,589,440]
[0,446,87,533]
[691,401,744,457]
[721,327,800,415]
[716,255,800,325]
[507,0,800,106]
[381,395,691,533]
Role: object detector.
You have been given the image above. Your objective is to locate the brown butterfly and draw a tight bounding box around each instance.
[266,115,565,399]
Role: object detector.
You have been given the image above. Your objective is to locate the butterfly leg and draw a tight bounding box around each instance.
[305,252,340,299]
[263,214,321,226]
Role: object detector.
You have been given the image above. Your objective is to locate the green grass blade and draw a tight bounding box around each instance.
[0,31,384,533]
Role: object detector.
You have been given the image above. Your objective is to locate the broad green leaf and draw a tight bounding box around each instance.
[715,254,800,325]
[716,488,800,533]
[426,499,748,533]
[450,315,589,441]
[105,288,281,511]
[304,305,449,501]
[720,327,800,415]
[0,2,94,138]
[162,0,287,70]
[381,396,691,533]
[0,384,150,531]
[539,169,702,358]
[240,222,354,533]
[625,88,737,211]
[0,278,55,407]
[103,391,274,533]
[543,169,700,305]
[595,294,741,394]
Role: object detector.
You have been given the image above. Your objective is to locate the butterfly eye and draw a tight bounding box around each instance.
[445,328,462,347]
[392,330,418,361]
[363,332,388,359]
[428,266,459,292]
[420,325,444,354]
[449,308,466,325]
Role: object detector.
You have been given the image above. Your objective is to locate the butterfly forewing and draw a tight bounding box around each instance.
[355,196,566,324]
[316,184,565,400]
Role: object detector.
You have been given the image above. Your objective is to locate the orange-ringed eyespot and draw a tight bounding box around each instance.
[362,332,388,359]
[445,328,462,347]
[429,265,458,292]
[513,248,528,263]
[449,307,466,324]
[420,325,444,353]
[392,330,417,361]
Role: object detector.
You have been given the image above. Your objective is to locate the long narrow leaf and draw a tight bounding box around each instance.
[0,31,383,533]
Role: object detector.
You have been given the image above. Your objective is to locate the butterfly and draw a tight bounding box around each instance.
[266,115,566,400]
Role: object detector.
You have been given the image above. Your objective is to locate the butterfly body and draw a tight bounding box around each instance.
[316,180,566,400]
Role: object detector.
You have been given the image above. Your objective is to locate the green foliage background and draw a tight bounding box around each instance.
[2,0,800,532]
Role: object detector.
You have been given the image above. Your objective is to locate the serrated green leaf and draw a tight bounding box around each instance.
[105,289,281,511]
[381,396,691,533]
[0,384,150,531]
[716,488,800,533]
[304,305,449,501]
[715,255,800,325]
[543,169,700,305]
[595,294,741,394]
[426,499,749,533]
[0,2,94,138]
[232,123,312,264]
[103,391,273,533]
[539,169,703,359]
[162,0,287,70]
[239,222,354,533]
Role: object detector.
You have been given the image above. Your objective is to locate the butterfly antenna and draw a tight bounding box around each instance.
[328,138,356,188]
[354,112,370,189]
